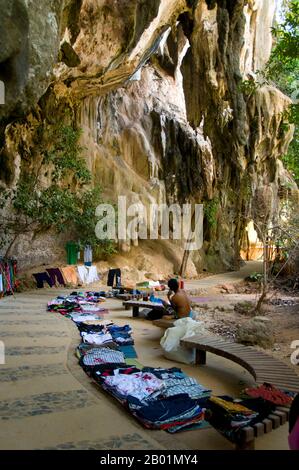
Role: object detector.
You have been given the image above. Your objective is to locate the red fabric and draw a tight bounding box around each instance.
[245,383,293,406]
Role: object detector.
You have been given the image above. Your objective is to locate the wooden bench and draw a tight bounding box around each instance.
[116,293,143,301]
[180,333,299,449]
[181,334,299,392]
[152,318,175,329]
[206,404,291,450]
[123,300,166,317]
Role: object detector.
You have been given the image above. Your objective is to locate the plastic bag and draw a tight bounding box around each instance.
[160,317,206,364]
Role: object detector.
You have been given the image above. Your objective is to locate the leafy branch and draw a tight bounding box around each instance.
[0,123,116,258]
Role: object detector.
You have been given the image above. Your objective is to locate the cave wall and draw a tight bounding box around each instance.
[0,0,296,274]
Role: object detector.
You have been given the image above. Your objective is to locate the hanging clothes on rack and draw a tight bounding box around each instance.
[46,268,66,286]
[84,245,93,267]
[32,272,54,289]
[0,258,17,296]
[107,268,121,287]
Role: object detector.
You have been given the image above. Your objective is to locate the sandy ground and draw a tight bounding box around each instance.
[189,291,299,371]
[0,262,294,450]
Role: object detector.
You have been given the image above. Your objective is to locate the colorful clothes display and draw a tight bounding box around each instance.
[0,258,18,295]
[46,290,211,433]
[46,291,297,439]
[209,396,256,415]
[129,394,205,431]
[48,293,107,317]
[206,395,259,440]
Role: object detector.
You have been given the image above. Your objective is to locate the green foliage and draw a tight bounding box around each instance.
[282,124,299,183]
[204,198,219,230]
[234,301,256,315]
[238,78,259,98]
[271,0,299,65]
[43,125,91,183]
[73,186,117,255]
[0,123,116,256]
[246,272,263,282]
[238,73,269,101]
[265,0,299,183]
[240,174,252,201]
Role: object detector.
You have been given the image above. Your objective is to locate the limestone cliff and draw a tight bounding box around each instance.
[0,0,296,276]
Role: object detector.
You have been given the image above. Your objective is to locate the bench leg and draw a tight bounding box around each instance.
[235,439,255,450]
[132,306,139,318]
[195,349,206,365]
[236,426,255,450]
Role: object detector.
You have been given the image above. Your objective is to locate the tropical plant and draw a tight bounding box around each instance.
[265,0,299,182]
[0,123,116,257]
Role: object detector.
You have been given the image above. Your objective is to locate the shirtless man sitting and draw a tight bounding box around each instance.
[163,278,193,319]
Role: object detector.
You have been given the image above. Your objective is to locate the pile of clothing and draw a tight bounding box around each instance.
[243,383,294,406]
[0,258,18,297]
[84,359,210,433]
[47,292,211,433]
[209,397,258,427]
[205,385,296,442]
[126,367,210,432]
[48,292,108,316]
[78,323,137,360]
[130,394,205,433]
[205,396,259,442]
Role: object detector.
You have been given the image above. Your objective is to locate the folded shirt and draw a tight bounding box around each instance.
[81,332,113,345]
[130,393,202,424]
[82,348,125,366]
[71,314,102,323]
[103,371,164,401]
[163,377,211,400]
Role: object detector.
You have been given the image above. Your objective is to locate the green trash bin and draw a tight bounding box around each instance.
[66,242,78,265]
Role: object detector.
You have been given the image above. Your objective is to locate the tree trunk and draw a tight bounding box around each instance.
[254,235,269,314]
[4,234,19,259]
[179,249,190,277]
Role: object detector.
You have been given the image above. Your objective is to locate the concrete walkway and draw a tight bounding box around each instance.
[0,264,289,450]
[185,261,263,292]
